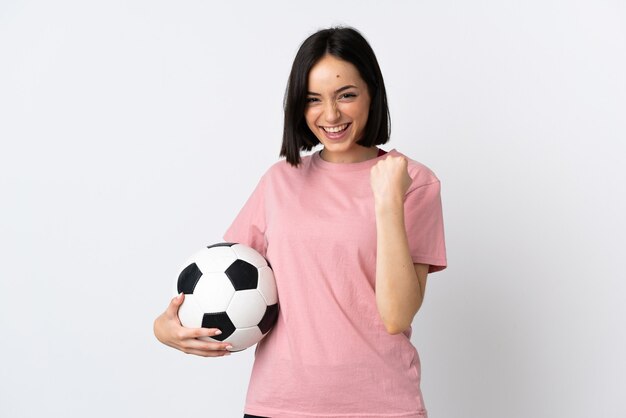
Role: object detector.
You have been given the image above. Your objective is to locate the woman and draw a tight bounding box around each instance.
[154,26,447,418]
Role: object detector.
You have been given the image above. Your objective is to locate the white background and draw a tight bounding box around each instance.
[1,1,625,417]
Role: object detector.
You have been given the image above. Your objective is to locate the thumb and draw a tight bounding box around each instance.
[166,292,184,317]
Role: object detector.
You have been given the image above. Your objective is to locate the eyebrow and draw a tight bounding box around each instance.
[307,85,358,96]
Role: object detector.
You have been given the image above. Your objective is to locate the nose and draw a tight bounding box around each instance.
[323,101,341,124]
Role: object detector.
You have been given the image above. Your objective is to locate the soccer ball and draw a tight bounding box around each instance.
[175,242,279,352]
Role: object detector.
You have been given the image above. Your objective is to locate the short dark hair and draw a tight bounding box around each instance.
[280,27,390,167]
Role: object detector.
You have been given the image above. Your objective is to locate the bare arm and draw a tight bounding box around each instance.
[371,156,429,334]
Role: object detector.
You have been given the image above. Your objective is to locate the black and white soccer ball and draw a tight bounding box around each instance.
[175,242,279,352]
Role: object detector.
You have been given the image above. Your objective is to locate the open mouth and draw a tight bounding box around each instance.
[321,123,350,133]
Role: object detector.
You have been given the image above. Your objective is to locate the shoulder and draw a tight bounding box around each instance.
[389,149,440,191]
[251,154,313,194]
[262,153,314,180]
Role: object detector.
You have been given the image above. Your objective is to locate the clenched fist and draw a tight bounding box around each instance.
[370,155,411,209]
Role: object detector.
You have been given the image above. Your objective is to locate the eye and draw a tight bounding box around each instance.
[340,93,357,99]
[305,97,320,103]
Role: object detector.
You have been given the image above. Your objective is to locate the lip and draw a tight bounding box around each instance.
[319,122,351,141]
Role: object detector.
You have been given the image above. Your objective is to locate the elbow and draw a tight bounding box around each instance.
[380,304,422,335]
[385,325,407,335]
[382,318,412,335]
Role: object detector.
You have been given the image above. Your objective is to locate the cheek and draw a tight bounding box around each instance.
[349,104,370,139]
[353,105,370,128]
[359,103,371,123]
[304,108,319,131]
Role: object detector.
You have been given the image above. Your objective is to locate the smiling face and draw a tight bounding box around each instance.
[304,54,376,163]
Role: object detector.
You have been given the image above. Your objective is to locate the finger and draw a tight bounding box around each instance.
[184,338,233,352]
[184,348,231,357]
[177,327,225,344]
[176,327,222,342]
[187,327,223,339]
[165,293,184,317]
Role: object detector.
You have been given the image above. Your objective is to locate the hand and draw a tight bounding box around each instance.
[370,156,411,209]
[153,293,232,357]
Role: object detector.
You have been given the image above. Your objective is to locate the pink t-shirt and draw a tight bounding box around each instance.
[224,149,447,418]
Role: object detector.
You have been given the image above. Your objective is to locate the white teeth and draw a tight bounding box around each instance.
[322,124,348,133]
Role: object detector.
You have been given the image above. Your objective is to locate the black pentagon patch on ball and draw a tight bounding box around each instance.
[202,312,236,340]
[207,242,235,249]
[177,263,202,294]
[225,259,258,290]
[258,303,279,334]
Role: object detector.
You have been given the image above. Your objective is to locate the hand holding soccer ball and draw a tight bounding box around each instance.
[153,293,233,357]
[154,243,279,356]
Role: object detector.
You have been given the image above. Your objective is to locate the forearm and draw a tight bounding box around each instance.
[374,201,423,334]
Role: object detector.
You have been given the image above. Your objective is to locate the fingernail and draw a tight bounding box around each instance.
[214,330,222,335]
[177,292,183,299]
[225,345,233,350]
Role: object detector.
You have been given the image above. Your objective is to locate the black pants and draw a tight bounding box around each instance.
[244,415,268,418]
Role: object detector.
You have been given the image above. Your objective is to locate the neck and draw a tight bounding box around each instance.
[320,146,379,164]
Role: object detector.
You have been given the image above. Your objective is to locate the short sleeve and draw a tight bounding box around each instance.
[404,180,447,273]
[223,174,268,258]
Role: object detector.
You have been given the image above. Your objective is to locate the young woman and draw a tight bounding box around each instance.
[154,27,447,418]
